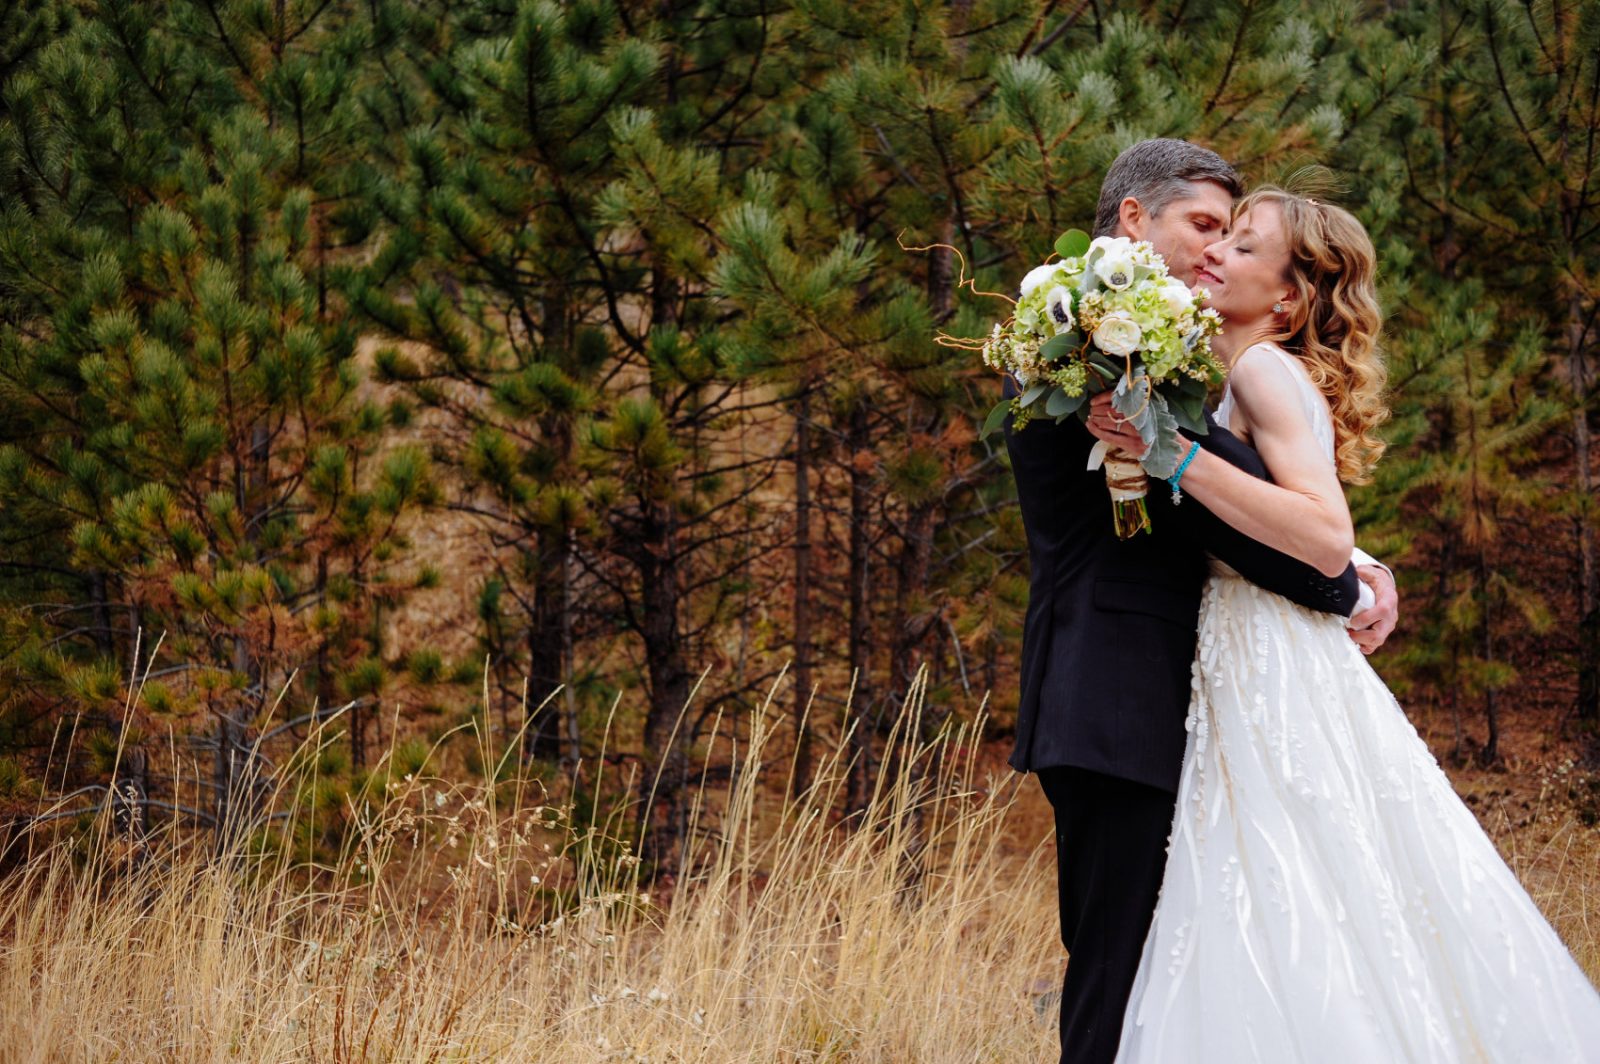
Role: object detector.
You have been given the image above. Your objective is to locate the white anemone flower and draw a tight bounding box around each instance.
[1045,286,1076,333]
[1094,250,1137,291]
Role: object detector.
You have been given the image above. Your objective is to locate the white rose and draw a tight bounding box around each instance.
[1045,286,1075,333]
[1094,251,1137,291]
[1019,263,1058,298]
[1160,279,1195,317]
[1092,311,1143,357]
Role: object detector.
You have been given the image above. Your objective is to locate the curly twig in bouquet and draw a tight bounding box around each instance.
[912,229,1224,539]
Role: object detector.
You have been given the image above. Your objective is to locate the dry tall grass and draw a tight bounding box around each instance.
[2,677,1596,1063]
[0,680,1061,1063]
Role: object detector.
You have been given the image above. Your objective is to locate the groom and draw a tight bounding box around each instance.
[1004,139,1399,1064]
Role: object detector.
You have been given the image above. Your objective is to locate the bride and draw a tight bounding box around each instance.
[1084,188,1600,1062]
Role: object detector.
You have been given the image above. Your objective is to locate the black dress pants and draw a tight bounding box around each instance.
[1036,766,1178,1064]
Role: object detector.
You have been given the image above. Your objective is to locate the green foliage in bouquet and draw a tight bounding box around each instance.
[974,228,1223,481]
[949,227,1224,538]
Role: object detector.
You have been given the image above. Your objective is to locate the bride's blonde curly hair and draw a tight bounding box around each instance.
[1237,187,1388,484]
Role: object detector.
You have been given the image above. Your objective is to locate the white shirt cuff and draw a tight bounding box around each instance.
[1346,579,1376,626]
[1351,547,1390,577]
[1345,547,1385,626]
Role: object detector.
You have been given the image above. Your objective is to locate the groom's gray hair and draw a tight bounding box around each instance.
[1092,139,1243,238]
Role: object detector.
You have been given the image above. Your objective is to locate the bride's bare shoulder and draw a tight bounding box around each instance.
[1227,343,1303,414]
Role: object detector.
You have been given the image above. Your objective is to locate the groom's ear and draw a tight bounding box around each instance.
[1117,196,1147,239]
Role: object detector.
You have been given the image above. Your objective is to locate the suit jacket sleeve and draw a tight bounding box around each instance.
[1147,410,1362,617]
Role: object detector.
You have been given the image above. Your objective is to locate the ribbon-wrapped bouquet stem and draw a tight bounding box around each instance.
[967,229,1224,538]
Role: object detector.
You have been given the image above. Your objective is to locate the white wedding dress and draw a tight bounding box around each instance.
[1115,343,1600,1063]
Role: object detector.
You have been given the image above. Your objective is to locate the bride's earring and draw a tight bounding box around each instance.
[1273,301,1285,314]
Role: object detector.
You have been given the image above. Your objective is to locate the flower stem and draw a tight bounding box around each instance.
[1111,496,1151,539]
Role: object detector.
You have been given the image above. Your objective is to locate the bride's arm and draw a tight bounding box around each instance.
[1087,348,1354,576]
[1172,350,1354,576]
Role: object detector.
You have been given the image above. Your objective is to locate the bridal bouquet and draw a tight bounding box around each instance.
[976,230,1224,538]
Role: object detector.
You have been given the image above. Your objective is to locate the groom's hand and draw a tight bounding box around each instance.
[1349,565,1398,654]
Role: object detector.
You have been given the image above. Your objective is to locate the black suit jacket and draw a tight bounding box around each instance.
[1004,378,1360,793]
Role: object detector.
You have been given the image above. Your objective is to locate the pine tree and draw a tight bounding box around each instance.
[340,0,661,771]
[345,0,814,867]
[0,0,434,846]
[1343,0,1598,754]
[1472,0,1600,724]
[7,0,1592,862]
[1379,287,1564,762]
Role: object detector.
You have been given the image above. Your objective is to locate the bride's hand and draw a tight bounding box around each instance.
[1085,392,1155,458]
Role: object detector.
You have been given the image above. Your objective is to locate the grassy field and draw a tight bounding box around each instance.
[1,680,1595,1063]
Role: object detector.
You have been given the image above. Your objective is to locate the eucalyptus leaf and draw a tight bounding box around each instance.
[1170,392,1208,434]
[1046,388,1087,418]
[1021,383,1048,407]
[980,399,1011,440]
[1054,229,1091,259]
[1089,357,1121,382]
[1040,333,1075,362]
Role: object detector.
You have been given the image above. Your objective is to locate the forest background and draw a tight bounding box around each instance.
[2,0,1598,880]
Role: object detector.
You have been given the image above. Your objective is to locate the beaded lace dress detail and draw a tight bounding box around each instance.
[1114,343,1600,1063]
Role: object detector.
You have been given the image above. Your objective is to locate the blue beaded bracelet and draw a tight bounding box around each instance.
[1168,440,1202,505]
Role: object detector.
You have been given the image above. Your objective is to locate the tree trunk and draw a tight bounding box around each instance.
[891,209,958,734]
[791,383,814,796]
[846,401,875,815]
[214,641,260,854]
[636,501,692,873]
[1479,550,1501,766]
[1567,288,1597,722]
[350,676,367,768]
[314,553,337,714]
[527,288,576,764]
[89,570,115,659]
[890,500,938,712]
[213,709,254,854]
[526,530,565,764]
[561,532,581,772]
